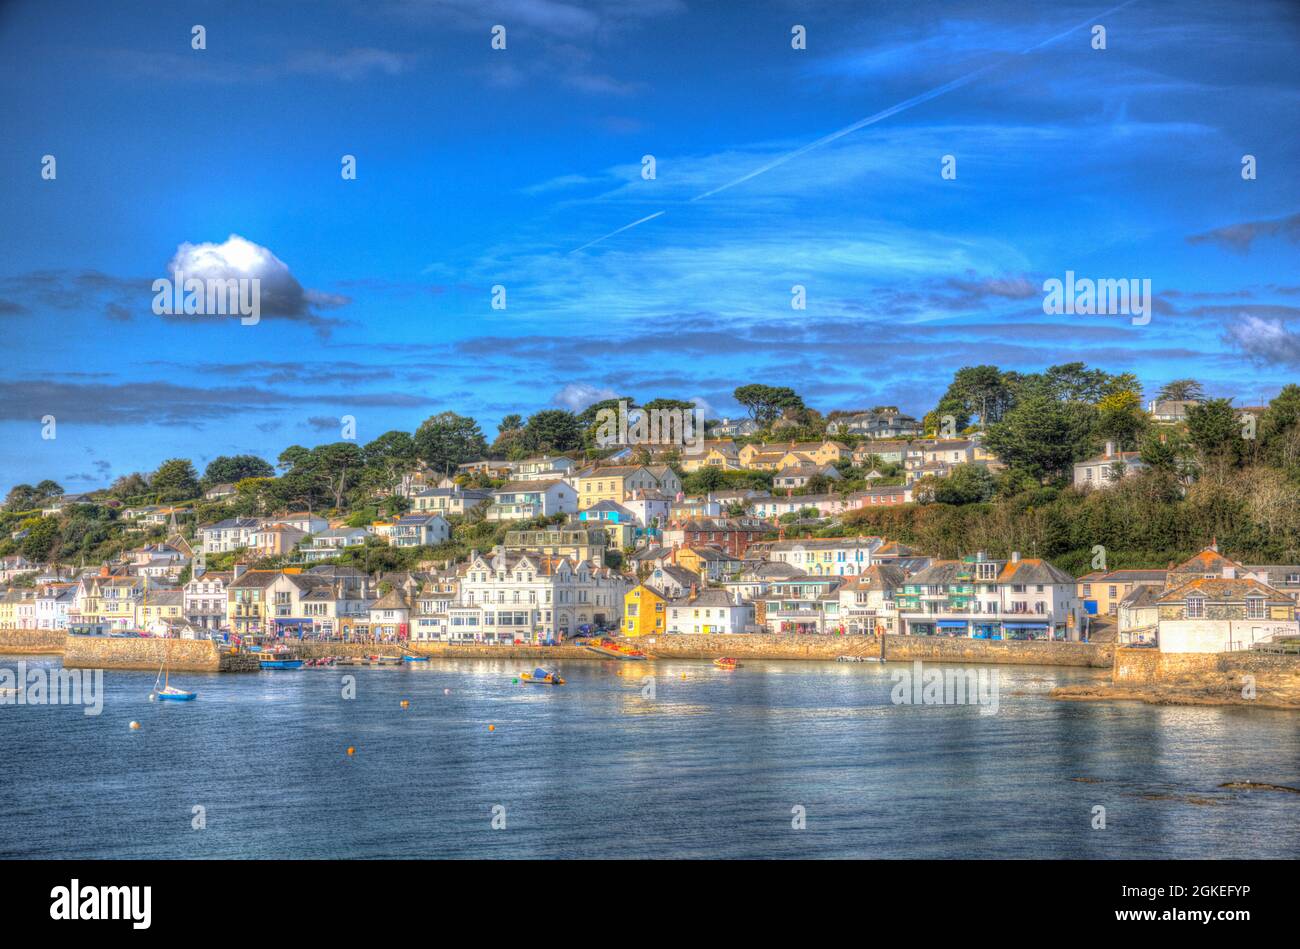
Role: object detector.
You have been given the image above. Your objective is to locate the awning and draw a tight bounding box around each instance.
[936,620,968,628]
[1003,621,1049,629]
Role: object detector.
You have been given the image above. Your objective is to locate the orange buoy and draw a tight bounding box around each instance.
[129,721,140,730]
[400,699,410,709]
[346,746,355,756]
[488,724,495,732]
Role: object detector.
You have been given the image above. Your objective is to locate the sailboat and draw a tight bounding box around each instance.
[149,599,196,701]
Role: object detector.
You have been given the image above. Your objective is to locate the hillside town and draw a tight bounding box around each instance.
[3,372,1298,658]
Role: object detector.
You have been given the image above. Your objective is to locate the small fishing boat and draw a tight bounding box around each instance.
[583,637,648,660]
[260,657,304,669]
[402,654,429,663]
[836,655,884,663]
[259,643,304,669]
[712,657,740,670]
[520,667,565,685]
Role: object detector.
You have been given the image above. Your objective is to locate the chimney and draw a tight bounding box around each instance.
[689,583,698,601]
[233,563,247,579]
[1104,441,1115,457]
[1011,551,1020,563]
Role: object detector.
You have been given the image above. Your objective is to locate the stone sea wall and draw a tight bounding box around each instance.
[61,635,222,672]
[1114,646,1300,684]
[626,633,1113,666]
[0,629,66,655]
[0,629,1114,669]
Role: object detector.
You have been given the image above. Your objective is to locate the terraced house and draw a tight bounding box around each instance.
[896,552,1083,640]
[766,536,885,576]
[444,548,630,643]
[572,464,682,510]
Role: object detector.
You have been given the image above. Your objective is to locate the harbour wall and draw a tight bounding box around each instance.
[0,629,66,655]
[0,629,1112,670]
[1113,646,1300,684]
[62,635,223,672]
[637,634,1113,667]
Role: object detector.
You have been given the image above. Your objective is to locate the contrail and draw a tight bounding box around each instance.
[569,0,1139,253]
[570,210,666,253]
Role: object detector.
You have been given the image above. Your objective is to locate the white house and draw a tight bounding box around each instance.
[487,480,577,521]
[389,514,451,548]
[897,553,1084,640]
[510,456,578,482]
[199,517,261,554]
[1073,442,1147,488]
[665,588,754,634]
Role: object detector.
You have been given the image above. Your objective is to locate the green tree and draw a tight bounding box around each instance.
[733,384,804,427]
[313,442,366,510]
[1095,390,1148,451]
[150,459,199,501]
[522,409,583,454]
[34,479,63,499]
[1185,399,1242,465]
[20,517,59,561]
[4,484,39,511]
[413,412,487,474]
[203,454,274,486]
[931,464,995,505]
[1156,379,1204,402]
[108,472,150,499]
[985,395,1085,482]
[361,431,417,493]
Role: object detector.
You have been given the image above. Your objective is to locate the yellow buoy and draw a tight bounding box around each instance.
[346,746,355,756]
[129,721,140,730]
[400,700,410,709]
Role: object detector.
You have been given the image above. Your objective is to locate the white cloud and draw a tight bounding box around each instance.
[165,234,348,326]
[552,382,619,411]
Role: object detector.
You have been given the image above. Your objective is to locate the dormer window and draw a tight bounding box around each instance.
[1186,595,1205,619]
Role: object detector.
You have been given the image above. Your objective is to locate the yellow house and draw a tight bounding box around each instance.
[623,583,667,637]
[0,591,22,629]
[740,441,847,469]
[138,589,185,627]
[679,441,741,473]
[100,578,143,630]
[574,466,664,509]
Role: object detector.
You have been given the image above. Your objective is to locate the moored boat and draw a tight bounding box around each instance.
[836,655,884,663]
[712,657,739,670]
[151,635,197,700]
[583,637,648,660]
[260,657,304,669]
[520,667,565,685]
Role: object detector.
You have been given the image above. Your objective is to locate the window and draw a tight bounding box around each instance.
[1246,596,1265,619]
[1186,596,1205,619]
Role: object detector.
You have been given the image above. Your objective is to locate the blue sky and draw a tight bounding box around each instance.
[1,0,1298,490]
